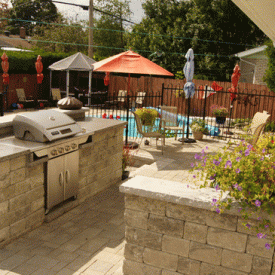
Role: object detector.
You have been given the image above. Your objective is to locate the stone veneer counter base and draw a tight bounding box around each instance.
[120,176,275,275]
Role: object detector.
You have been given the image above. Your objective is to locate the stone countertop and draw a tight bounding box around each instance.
[0,143,30,162]
[0,117,127,161]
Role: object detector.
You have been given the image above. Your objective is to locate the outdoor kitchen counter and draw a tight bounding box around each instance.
[0,143,30,161]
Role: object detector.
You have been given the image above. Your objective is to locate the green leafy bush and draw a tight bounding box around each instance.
[135,108,160,126]
[190,138,275,249]
[190,118,208,134]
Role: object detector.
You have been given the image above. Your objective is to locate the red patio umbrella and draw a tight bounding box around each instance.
[35,55,44,84]
[93,50,174,94]
[1,52,9,85]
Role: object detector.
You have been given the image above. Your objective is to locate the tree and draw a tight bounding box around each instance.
[127,0,268,80]
[8,0,58,35]
[0,0,10,33]
[32,17,88,53]
[93,0,131,60]
[263,40,275,92]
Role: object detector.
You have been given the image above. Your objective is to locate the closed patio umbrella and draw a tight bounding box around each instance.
[183,48,196,143]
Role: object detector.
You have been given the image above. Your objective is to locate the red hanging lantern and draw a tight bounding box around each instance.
[1,52,9,85]
[104,72,110,86]
[229,64,241,102]
[35,55,44,84]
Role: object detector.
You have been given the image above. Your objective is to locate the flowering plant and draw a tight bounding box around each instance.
[135,108,160,126]
[122,147,135,173]
[210,105,229,117]
[190,118,208,133]
[190,138,275,249]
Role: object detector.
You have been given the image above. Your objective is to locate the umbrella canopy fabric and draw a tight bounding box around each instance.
[1,52,9,85]
[92,50,173,76]
[35,55,44,84]
[229,64,241,102]
[48,52,96,71]
[183,48,195,98]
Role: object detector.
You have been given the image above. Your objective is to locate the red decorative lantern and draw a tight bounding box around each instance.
[229,64,241,102]
[1,52,9,85]
[104,72,110,86]
[35,55,44,84]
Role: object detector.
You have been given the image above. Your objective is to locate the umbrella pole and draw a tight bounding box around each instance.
[182,96,196,143]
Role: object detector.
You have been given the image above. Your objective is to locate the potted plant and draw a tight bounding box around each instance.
[190,118,208,140]
[190,136,275,249]
[134,108,160,126]
[210,105,229,124]
[122,147,135,180]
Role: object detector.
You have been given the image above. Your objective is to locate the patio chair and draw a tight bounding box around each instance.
[135,92,146,108]
[160,106,185,145]
[16,88,36,109]
[105,90,127,109]
[234,111,270,146]
[132,111,164,154]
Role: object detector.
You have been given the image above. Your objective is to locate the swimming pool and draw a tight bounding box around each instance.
[90,110,220,138]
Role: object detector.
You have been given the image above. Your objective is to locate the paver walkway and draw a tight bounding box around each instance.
[0,184,125,275]
[0,136,226,275]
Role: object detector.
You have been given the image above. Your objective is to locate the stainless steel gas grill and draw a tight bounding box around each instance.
[11,110,91,213]
[13,109,82,142]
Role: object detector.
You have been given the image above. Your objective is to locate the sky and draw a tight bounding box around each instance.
[53,0,145,24]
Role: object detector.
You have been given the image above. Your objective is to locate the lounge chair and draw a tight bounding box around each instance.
[105,90,127,109]
[16,88,36,109]
[234,111,270,146]
[132,111,164,154]
[160,106,185,145]
[135,92,146,108]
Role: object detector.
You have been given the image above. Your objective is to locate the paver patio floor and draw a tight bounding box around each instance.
[0,136,227,275]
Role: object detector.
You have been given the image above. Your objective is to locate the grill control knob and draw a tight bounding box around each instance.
[58,147,64,154]
[51,149,58,156]
[71,143,77,149]
[65,145,71,151]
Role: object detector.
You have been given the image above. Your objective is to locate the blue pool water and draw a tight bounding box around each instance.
[91,110,220,138]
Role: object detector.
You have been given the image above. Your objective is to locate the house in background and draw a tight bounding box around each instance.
[0,27,33,51]
[235,46,268,85]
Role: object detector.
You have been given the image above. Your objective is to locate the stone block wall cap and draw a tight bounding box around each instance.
[120,176,231,212]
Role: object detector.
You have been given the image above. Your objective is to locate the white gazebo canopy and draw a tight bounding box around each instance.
[48,52,96,105]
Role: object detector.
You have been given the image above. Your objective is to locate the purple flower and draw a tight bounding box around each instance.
[265,243,271,250]
[260,156,264,161]
[187,185,189,188]
[237,186,242,191]
[245,149,250,156]
[193,175,196,178]
[236,157,241,162]
[235,168,240,174]
[216,208,220,214]
[201,149,205,154]
[194,154,201,160]
[265,224,269,228]
[233,183,239,189]
[215,184,220,191]
[212,198,217,203]
[225,160,232,169]
[246,223,251,229]
[213,159,220,166]
[247,144,253,150]
[190,163,194,168]
[205,146,208,150]
[257,217,261,220]
[262,149,266,153]
[255,200,261,207]
[210,174,216,180]
[211,198,217,206]
[239,150,243,154]
[238,208,242,212]
[257,233,266,239]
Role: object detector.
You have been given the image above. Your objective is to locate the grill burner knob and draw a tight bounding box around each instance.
[65,145,71,151]
[51,149,58,156]
[71,143,77,149]
[58,147,64,154]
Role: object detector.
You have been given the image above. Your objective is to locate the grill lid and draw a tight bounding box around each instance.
[13,109,82,142]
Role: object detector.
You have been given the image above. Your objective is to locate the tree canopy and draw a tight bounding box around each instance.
[8,0,58,35]
[127,0,268,81]
[263,40,275,92]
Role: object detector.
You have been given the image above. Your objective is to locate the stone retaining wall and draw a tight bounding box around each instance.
[120,176,275,275]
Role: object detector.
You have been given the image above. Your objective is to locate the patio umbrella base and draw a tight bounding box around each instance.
[178,138,196,143]
[124,141,139,149]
